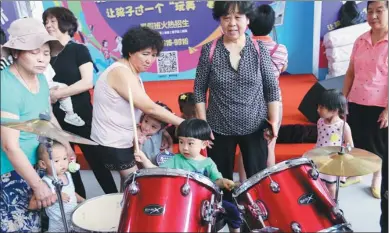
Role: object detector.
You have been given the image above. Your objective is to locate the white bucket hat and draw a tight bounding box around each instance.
[1,18,64,57]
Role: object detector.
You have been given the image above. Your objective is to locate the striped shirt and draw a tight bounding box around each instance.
[252,36,288,78]
[0,56,12,70]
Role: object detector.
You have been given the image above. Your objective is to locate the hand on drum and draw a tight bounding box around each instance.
[217,178,236,191]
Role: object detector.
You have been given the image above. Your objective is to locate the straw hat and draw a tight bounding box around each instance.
[2,18,64,57]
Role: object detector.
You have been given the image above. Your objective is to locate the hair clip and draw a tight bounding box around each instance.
[180,94,187,100]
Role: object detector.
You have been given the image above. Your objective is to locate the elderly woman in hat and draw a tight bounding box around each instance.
[0,18,71,232]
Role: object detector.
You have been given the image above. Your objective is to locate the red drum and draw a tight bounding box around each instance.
[118,168,222,232]
[233,158,352,232]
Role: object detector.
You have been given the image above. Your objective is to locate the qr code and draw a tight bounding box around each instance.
[157,51,179,74]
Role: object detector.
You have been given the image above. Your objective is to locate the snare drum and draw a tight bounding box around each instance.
[118,168,221,232]
[233,158,352,232]
[71,194,123,232]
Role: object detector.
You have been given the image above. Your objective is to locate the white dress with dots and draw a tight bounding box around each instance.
[315,118,346,184]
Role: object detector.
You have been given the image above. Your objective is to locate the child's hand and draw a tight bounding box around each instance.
[222,178,235,191]
[134,150,147,163]
[138,134,151,145]
[61,192,70,203]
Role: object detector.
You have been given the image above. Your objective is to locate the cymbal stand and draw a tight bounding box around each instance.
[38,114,69,232]
[334,114,349,205]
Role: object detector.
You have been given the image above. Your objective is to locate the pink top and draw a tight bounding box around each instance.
[348,31,388,108]
[252,36,288,78]
[91,62,144,148]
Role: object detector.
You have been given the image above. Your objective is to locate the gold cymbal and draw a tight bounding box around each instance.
[303,146,382,177]
[1,119,98,146]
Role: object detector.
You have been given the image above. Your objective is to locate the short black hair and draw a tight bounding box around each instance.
[121,26,164,58]
[367,1,389,9]
[0,28,6,45]
[318,89,348,117]
[43,7,78,37]
[249,4,275,36]
[212,1,255,21]
[176,119,212,141]
[178,92,195,112]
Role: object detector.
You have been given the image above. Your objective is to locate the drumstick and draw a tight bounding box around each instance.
[128,82,140,154]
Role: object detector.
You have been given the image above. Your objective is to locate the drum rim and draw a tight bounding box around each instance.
[125,168,220,192]
[317,223,352,232]
[71,193,123,232]
[233,157,313,197]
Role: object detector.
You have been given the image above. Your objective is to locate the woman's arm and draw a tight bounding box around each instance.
[51,45,94,100]
[1,121,42,191]
[109,67,184,126]
[343,60,355,98]
[258,42,282,135]
[0,118,54,208]
[51,62,94,100]
[194,44,212,121]
[343,41,359,98]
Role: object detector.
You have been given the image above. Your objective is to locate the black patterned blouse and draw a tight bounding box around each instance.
[194,35,281,136]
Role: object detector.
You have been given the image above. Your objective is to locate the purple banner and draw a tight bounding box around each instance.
[1,1,19,37]
[320,1,367,39]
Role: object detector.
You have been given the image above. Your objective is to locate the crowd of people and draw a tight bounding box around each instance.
[0,1,387,233]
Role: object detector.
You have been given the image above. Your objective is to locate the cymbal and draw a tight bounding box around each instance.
[1,119,98,146]
[303,146,382,177]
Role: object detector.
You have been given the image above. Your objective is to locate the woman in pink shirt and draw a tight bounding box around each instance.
[343,1,388,202]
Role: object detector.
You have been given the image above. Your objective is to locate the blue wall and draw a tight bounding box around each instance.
[276,1,314,74]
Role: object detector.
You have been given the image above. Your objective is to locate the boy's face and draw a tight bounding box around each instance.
[182,104,196,119]
[141,115,162,136]
[178,137,206,159]
[39,145,69,176]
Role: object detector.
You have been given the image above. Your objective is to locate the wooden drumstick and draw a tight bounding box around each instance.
[128,83,140,154]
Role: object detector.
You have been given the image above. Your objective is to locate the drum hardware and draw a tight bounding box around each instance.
[181,174,191,196]
[246,193,269,226]
[233,158,352,232]
[128,172,139,195]
[244,192,279,233]
[269,180,280,193]
[318,223,353,232]
[291,222,302,233]
[201,191,226,233]
[263,171,280,193]
[308,168,320,180]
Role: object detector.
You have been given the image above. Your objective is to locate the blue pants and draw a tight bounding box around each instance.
[221,200,242,229]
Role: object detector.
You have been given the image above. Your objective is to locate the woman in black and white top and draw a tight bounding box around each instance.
[194,1,281,200]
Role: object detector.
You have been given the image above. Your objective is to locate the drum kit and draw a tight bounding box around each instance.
[1,116,382,232]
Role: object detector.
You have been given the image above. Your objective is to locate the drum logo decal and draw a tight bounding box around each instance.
[144,204,165,216]
[298,193,316,205]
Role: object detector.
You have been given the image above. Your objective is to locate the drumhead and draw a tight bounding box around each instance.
[71,194,123,232]
[233,157,313,197]
[125,168,219,193]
